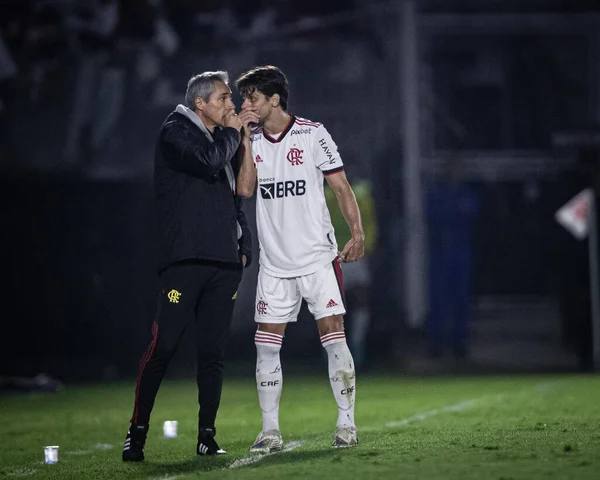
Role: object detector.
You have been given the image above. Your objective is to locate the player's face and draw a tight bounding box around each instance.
[198,81,235,129]
[240,90,272,125]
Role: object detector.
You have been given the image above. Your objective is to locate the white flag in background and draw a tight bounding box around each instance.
[555,188,594,240]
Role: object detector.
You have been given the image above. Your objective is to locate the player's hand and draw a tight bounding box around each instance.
[223,112,243,131]
[242,254,247,267]
[238,109,260,128]
[339,233,365,262]
[238,109,260,138]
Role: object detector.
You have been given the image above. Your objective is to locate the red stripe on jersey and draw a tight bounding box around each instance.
[323,166,345,176]
[295,118,321,128]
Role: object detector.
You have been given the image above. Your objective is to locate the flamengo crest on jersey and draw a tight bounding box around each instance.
[251,116,345,277]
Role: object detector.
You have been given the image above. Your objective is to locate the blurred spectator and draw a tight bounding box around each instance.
[426,159,480,359]
[0,31,18,164]
[1,0,71,168]
[63,0,120,165]
[0,32,17,89]
[0,373,62,393]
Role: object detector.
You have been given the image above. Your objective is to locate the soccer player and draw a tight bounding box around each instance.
[235,65,365,451]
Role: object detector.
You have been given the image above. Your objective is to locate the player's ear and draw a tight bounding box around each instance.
[271,93,281,108]
[195,97,205,112]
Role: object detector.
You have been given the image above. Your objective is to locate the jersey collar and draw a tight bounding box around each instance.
[263,115,295,143]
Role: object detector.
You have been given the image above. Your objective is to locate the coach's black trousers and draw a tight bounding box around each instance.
[130,260,242,429]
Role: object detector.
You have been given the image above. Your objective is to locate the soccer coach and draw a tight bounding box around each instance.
[122,71,259,461]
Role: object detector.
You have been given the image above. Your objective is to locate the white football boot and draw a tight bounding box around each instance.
[249,429,283,453]
[332,426,358,447]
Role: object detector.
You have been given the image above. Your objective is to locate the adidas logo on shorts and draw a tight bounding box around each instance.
[326,299,338,308]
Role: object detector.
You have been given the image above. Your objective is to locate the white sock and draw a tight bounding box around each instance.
[255,331,283,432]
[321,332,356,428]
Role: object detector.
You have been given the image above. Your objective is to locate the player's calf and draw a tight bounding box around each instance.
[321,329,358,444]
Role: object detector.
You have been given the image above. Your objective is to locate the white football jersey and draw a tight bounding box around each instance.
[251,115,345,277]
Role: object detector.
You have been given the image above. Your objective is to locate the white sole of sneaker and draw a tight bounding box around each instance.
[249,445,283,454]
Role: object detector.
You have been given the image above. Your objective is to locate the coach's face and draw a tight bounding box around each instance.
[196,80,235,131]
[241,90,275,125]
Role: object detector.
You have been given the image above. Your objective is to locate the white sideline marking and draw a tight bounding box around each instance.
[95,443,114,450]
[386,399,479,428]
[65,443,113,456]
[228,440,305,469]
[384,393,508,429]
[359,393,508,433]
[65,450,91,455]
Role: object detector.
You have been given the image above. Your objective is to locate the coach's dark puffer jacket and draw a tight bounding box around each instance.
[154,111,252,272]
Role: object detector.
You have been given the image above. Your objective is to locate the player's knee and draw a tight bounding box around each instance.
[317,315,345,336]
[257,322,287,336]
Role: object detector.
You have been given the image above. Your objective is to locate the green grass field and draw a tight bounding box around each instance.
[1,374,599,479]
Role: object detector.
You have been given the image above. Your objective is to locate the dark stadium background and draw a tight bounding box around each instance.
[1,0,599,384]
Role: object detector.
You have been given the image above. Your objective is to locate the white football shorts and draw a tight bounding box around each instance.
[255,258,347,323]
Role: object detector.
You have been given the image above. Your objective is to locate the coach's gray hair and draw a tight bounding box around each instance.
[185,71,229,110]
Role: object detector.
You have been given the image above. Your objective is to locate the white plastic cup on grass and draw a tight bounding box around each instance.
[163,420,178,438]
[44,446,59,464]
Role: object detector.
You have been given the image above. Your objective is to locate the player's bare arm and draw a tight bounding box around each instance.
[235,110,259,197]
[325,170,365,262]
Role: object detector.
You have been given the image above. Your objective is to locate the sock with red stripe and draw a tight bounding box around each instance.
[321,331,356,428]
[255,330,283,432]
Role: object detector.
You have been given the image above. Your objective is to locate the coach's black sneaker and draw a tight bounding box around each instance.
[197,427,226,455]
[122,423,149,461]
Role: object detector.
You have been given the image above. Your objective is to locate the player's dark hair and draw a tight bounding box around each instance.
[235,65,289,111]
